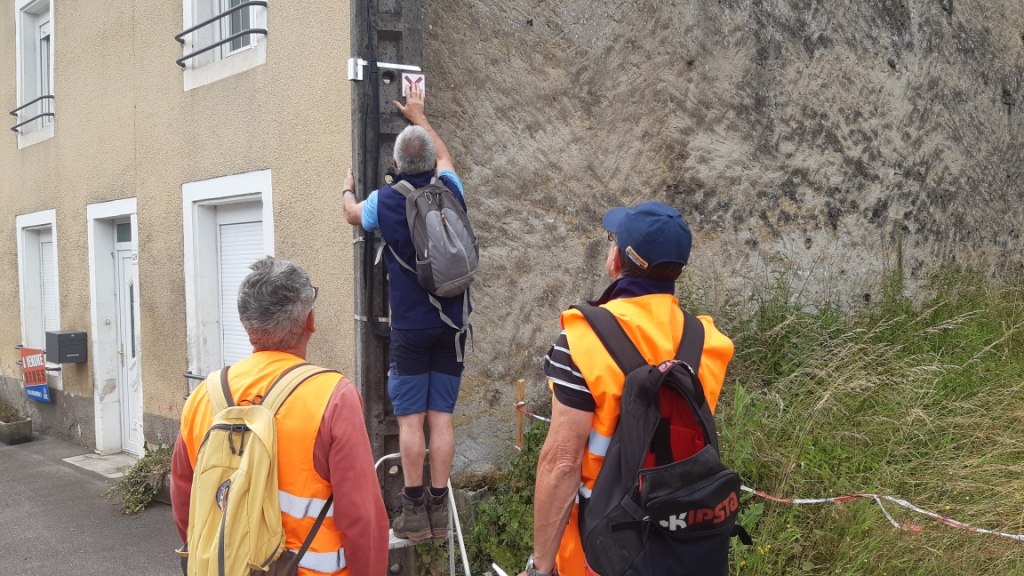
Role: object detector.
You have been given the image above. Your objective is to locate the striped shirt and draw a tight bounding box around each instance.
[544,331,596,412]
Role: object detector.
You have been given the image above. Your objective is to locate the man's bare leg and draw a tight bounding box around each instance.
[426,410,455,488]
[397,412,427,487]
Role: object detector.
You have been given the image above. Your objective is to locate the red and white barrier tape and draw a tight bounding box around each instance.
[516,402,551,423]
[512,403,550,452]
[513,403,1023,541]
[741,486,1024,542]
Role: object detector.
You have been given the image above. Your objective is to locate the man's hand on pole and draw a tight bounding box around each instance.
[342,167,363,227]
[344,166,356,193]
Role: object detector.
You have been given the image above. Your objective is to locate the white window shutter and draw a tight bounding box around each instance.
[219,221,264,365]
[40,240,58,333]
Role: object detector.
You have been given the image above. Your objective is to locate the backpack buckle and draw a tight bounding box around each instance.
[228,424,248,456]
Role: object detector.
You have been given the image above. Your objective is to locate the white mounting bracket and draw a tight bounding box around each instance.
[347,58,422,81]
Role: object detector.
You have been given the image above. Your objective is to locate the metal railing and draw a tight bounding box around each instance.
[14,344,60,371]
[175,1,268,68]
[10,95,55,133]
[183,370,206,399]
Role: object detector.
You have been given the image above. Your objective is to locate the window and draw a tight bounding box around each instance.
[182,170,274,376]
[224,0,252,55]
[38,19,51,126]
[16,209,61,389]
[178,0,268,91]
[13,0,54,146]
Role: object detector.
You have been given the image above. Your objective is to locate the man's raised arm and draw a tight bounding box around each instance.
[393,85,455,175]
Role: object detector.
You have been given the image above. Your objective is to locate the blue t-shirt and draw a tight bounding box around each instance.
[361,170,471,330]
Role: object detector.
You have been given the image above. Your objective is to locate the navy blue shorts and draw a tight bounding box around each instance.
[388,326,466,416]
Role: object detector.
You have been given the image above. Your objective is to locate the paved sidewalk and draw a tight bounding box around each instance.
[0,435,182,575]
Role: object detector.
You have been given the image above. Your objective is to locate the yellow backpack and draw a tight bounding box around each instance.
[178,363,337,576]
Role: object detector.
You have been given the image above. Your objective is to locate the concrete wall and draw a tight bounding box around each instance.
[0,1,355,449]
[418,0,1024,471]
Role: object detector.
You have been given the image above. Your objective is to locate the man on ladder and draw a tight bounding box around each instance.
[342,85,471,542]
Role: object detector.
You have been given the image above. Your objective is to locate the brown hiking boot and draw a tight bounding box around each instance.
[392,492,432,542]
[427,493,449,539]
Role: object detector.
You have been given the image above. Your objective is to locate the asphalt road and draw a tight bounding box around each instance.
[0,435,182,575]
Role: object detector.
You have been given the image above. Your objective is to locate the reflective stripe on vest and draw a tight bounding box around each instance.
[578,482,592,500]
[280,491,334,520]
[290,547,347,573]
[278,489,348,572]
[587,428,612,458]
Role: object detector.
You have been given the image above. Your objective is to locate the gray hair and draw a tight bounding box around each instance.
[237,256,316,351]
[393,125,435,175]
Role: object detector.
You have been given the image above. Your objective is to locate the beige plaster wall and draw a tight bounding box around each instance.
[0,0,354,447]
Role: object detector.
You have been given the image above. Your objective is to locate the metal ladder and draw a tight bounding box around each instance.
[375,453,471,576]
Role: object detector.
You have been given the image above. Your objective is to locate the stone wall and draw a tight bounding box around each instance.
[419,0,1024,471]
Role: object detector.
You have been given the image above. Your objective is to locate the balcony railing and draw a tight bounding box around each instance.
[175,1,268,68]
[10,95,55,134]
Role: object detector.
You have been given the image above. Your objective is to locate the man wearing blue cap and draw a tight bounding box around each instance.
[521,201,735,576]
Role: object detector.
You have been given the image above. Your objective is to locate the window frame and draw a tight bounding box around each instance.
[182,170,274,378]
[180,0,267,91]
[16,209,62,390]
[14,0,55,148]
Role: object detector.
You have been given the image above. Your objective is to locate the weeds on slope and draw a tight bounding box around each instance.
[699,267,1024,575]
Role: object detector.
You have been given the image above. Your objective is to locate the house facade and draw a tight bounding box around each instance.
[0,0,357,455]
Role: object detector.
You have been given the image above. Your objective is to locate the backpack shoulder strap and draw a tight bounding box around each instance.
[675,311,705,377]
[260,363,340,415]
[204,367,233,413]
[294,495,334,565]
[393,177,444,197]
[571,305,647,374]
[391,180,416,197]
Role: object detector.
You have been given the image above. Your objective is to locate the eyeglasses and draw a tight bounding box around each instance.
[313,286,319,302]
[607,231,617,243]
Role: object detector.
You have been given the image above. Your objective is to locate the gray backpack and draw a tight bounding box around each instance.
[391,178,478,298]
[390,178,478,360]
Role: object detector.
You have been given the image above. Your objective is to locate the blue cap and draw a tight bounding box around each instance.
[602,201,692,268]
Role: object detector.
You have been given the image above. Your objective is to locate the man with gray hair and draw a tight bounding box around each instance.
[171,256,389,576]
[341,85,469,541]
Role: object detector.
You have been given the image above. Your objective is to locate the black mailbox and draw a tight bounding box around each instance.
[46,331,88,364]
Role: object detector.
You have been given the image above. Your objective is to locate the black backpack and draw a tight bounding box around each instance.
[573,305,751,576]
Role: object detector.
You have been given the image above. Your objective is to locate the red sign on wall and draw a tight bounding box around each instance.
[20,348,50,403]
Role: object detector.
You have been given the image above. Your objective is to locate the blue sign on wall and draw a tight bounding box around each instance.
[25,384,50,403]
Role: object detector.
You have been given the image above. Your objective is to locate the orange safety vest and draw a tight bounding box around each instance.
[180,351,350,576]
[553,294,734,576]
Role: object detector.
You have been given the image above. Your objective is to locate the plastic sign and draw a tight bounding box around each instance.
[20,348,50,403]
[402,73,425,96]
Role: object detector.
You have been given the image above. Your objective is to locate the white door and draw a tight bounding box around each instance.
[217,204,264,365]
[116,234,143,456]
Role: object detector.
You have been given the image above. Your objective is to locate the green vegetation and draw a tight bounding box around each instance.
[0,401,23,424]
[464,421,547,574]
[464,265,1024,574]
[694,265,1024,574]
[106,443,173,514]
